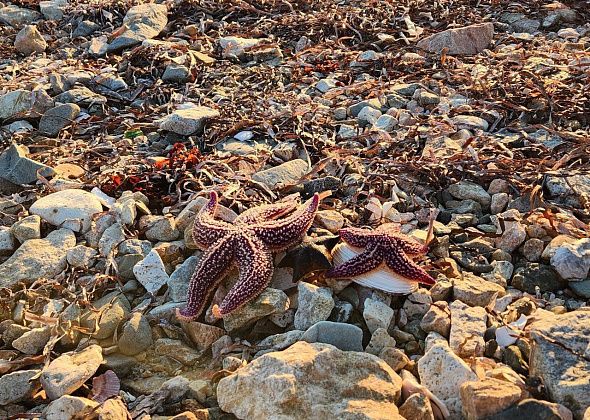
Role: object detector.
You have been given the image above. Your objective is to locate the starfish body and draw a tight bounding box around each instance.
[177,191,319,321]
[326,224,435,285]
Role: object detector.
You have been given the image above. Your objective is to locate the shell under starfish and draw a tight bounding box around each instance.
[331,242,419,294]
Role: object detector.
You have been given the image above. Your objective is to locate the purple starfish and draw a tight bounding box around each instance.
[177,191,320,321]
[325,224,435,285]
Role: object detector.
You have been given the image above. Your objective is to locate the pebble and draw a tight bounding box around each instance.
[0,369,40,405]
[294,282,334,330]
[511,263,565,294]
[0,5,42,27]
[373,114,398,132]
[460,377,522,419]
[142,214,179,242]
[107,3,168,52]
[365,327,396,355]
[181,321,225,352]
[117,312,153,356]
[38,103,80,136]
[133,249,170,294]
[257,330,304,355]
[357,105,382,126]
[159,106,220,135]
[420,301,451,337]
[315,210,345,233]
[40,344,103,400]
[81,291,130,339]
[223,288,289,332]
[363,298,394,333]
[522,238,544,262]
[30,189,103,233]
[72,20,99,37]
[452,115,489,131]
[168,255,200,302]
[98,222,126,257]
[453,273,506,307]
[399,393,435,420]
[550,239,590,280]
[301,320,363,351]
[447,181,491,207]
[14,25,46,55]
[66,245,97,268]
[315,78,337,93]
[0,227,16,255]
[402,289,432,319]
[12,326,51,354]
[44,395,100,420]
[10,215,41,243]
[490,192,509,214]
[449,300,487,357]
[154,338,200,365]
[0,143,55,185]
[252,159,309,190]
[379,347,410,372]
[417,23,494,55]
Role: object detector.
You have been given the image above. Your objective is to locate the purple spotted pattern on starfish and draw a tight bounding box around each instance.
[326,223,435,285]
[177,191,320,321]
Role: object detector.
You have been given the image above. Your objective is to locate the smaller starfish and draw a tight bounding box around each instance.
[325,224,435,285]
[177,191,319,321]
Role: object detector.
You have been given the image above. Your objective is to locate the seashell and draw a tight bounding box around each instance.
[91,370,120,403]
[331,242,418,294]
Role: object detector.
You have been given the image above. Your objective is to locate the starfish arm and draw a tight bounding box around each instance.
[339,227,374,248]
[235,200,298,224]
[384,247,435,285]
[393,235,429,256]
[251,193,320,251]
[218,235,274,316]
[325,243,384,278]
[192,191,232,249]
[177,236,235,321]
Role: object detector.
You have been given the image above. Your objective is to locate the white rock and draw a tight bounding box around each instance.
[159,106,220,135]
[133,249,170,294]
[449,300,487,358]
[0,226,16,255]
[14,25,47,55]
[30,189,103,233]
[0,369,40,405]
[294,282,334,330]
[363,298,394,333]
[550,239,590,280]
[44,395,99,420]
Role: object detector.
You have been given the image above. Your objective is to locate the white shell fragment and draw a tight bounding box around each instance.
[495,314,528,348]
[331,242,418,294]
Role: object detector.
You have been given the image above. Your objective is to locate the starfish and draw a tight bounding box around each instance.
[325,224,435,285]
[177,191,320,321]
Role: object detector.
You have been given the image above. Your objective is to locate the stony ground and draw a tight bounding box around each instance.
[0,0,589,419]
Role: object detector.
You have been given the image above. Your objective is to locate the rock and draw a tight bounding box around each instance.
[159,106,220,135]
[357,105,382,126]
[257,330,304,355]
[94,398,130,419]
[38,103,80,136]
[133,249,170,294]
[14,25,47,55]
[420,301,451,337]
[449,300,487,358]
[417,23,494,55]
[0,229,76,288]
[550,239,590,280]
[252,159,309,190]
[365,327,396,355]
[66,245,97,268]
[44,395,99,420]
[142,215,179,242]
[379,347,409,372]
[0,369,40,405]
[301,321,364,351]
[0,143,54,185]
[460,378,522,419]
[315,78,337,93]
[374,114,398,132]
[0,227,16,255]
[223,288,289,332]
[107,3,168,52]
[447,181,491,207]
[0,5,42,27]
[218,342,403,419]
[315,210,345,233]
[219,36,282,62]
[40,344,104,400]
[10,215,41,242]
[54,87,107,107]
[81,291,130,339]
[162,64,191,83]
[12,326,51,354]
[511,263,565,294]
[182,321,225,352]
[453,273,505,307]
[39,0,68,20]
[486,398,572,420]
[2,323,29,347]
[95,74,128,91]
[529,311,590,418]
[117,253,143,280]
[542,235,578,261]
[118,312,153,356]
[496,220,527,253]
[399,393,435,420]
[569,280,590,299]
[30,189,103,233]
[72,20,99,37]
[363,298,394,334]
[168,255,200,302]
[98,222,125,257]
[402,289,432,319]
[418,342,478,418]
[491,193,509,214]
[523,238,544,262]
[154,338,200,365]
[294,282,334,330]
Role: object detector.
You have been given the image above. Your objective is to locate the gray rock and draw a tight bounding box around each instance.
[447,181,491,207]
[0,143,55,185]
[3,120,34,134]
[117,253,143,280]
[14,25,47,55]
[490,192,509,214]
[10,215,41,243]
[511,263,565,294]
[452,115,489,131]
[81,291,131,339]
[72,20,99,37]
[54,86,107,107]
[44,395,99,420]
[294,282,334,330]
[12,326,51,354]
[347,98,383,117]
[30,189,103,233]
[223,288,289,332]
[301,321,363,351]
[107,3,168,52]
[357,105,382,126]
[2,323,29,347]
[486,399,573,420]
[98,222,125,256]
[569,280,590,299]
[142,215,179,241]
[417,23,494,55]
[363,298,394,333]
[0,229,76,288]
[257,330,304,355]
[154,338,200,365]
[0,5,42,27]
[159,106,220,135]
[529,311,590,418]
[219,36,282,62]
[39,0,68,20]
[95,74,128,91]
[118,312,153,356]
[0,226,16,255]
[550,239,590,280]
[365,327,396,355]
[402,289,432,319]
[0,89,53,120]
[449,300,486,358]
[252,159,309,190]
[66,245,97,268]
[38,103,80,136]
[0,369,40,405]
[133,249,170,294]
[162,64,191,83]
[168,255,200,302]
[453,273,506,307]
[373,114,398,132]
[315,78,337,93]
[420,301,451,337]
[40,344,103,400]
